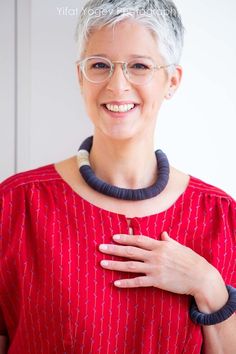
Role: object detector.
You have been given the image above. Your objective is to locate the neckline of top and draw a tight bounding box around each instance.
[49,163,194,221]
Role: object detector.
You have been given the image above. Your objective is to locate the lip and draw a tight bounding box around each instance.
[102,101,140,105]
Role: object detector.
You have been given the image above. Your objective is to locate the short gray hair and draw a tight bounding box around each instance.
[75,0,185,73]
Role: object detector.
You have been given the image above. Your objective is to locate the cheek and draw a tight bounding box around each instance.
[82,90,104,123]
[153,81,168,102]
[85,82,104,100]
[141,88,162,111]
[83,89,99,109]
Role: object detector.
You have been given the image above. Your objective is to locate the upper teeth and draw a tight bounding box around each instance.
[105,103,135,112]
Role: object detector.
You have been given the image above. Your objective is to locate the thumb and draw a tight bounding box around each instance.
[161,231,172,241]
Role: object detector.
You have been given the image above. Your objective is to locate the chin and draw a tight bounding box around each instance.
[95,118,145,141]
[95,127,134,141]
[106,131,146,145]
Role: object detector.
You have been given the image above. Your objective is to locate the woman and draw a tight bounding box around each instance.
[0,0,236,353]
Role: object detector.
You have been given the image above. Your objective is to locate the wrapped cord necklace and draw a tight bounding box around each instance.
[77,136,170,201]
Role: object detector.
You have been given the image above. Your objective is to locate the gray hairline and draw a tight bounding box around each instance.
[75,1,184,75]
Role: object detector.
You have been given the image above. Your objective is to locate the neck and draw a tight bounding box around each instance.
[89,133,157,189]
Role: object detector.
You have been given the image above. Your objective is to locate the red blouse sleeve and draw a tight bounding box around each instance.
[225,197,236,287]
[0,189,8,335]
[212,195,236,288]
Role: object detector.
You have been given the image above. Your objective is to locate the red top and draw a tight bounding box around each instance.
[0,164,235,354]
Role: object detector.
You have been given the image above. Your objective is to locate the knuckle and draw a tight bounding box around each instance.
[126,246,135,257]
[158,246,168,259]
[136,235,143,244]
[127,261,136,270]
[122,279,128,287]
[149,252,158,263]
[134,277,143,286]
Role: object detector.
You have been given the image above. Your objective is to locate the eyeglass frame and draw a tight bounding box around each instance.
[76,56,176,85]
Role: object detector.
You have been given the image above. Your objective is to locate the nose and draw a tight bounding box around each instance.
[106,62,131,92]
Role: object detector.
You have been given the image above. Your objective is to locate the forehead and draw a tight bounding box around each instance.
[84,20,160,59]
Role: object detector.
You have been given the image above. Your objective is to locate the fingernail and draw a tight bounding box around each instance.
[101,260,108,266]
[99,244,108,250]
[113,234,120,240]
[114,280,121,286]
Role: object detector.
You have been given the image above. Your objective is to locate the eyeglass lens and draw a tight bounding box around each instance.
[83,57,154,84]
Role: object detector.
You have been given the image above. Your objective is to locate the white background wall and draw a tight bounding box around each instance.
[0,0,15,178]
[1,0,236,197]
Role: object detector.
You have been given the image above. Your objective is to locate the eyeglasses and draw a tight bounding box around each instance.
[76,56,175,85]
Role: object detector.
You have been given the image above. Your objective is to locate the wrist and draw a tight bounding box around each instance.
[190,285,236,326]
[193,267,228,313]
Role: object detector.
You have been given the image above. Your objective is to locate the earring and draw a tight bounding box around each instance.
[167,89,174,98]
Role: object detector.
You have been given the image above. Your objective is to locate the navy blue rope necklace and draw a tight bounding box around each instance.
[77,136,170,201]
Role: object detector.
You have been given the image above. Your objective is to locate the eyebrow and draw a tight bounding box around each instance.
[90,54,153,60]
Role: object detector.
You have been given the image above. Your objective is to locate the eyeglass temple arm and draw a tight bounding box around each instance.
[156,63,176,70]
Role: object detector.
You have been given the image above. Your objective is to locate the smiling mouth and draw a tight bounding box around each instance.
[102,103,138,113]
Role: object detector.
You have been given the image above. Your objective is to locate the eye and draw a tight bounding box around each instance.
[131,63,150,70]
[92,62,110,69]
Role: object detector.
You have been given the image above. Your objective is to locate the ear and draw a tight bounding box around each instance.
[165,65,183,100]
[76,64,84,95]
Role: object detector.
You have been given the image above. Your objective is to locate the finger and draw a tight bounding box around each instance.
[161,231,178,243]
[161,231,170,241]
[99,244,149,261]
[114,276,153,288]
[112,234,161,251]
[100,260,151,273]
